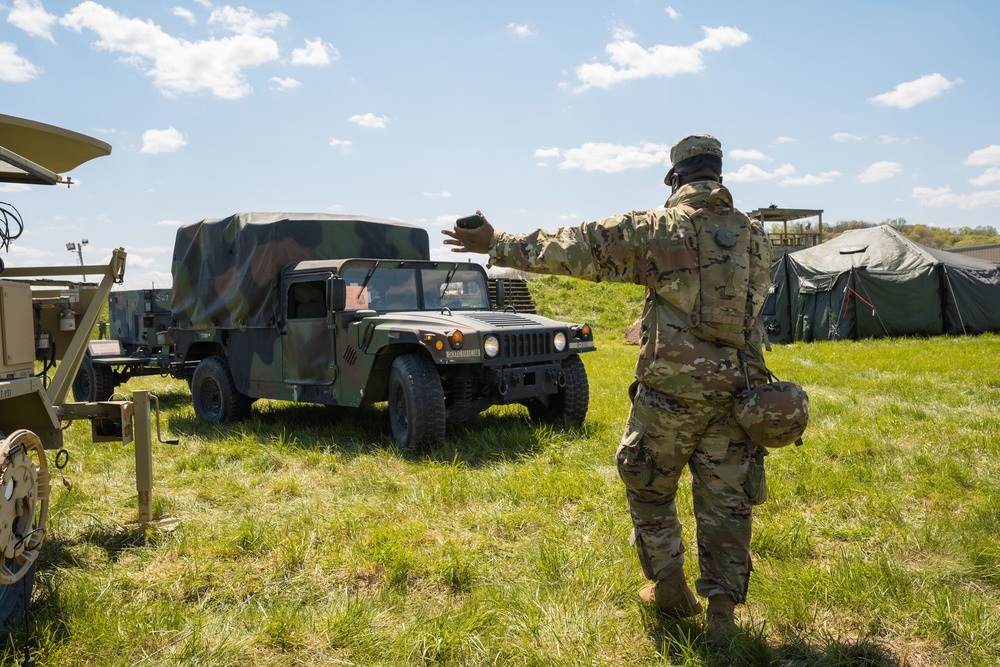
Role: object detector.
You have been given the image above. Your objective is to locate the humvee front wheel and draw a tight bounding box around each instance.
[525,354,589,424]
[191,356,252,423]
[388,353,445,449]
[72,355,115,402]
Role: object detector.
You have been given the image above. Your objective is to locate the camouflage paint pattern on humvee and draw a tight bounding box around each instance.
[170,212,429,331]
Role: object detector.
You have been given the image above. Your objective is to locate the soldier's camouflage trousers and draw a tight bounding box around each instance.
[616,383,763,603]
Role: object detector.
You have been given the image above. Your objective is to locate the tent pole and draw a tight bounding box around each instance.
[941,265,968,335]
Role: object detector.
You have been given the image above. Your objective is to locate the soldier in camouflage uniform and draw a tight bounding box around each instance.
[443,135,774,644]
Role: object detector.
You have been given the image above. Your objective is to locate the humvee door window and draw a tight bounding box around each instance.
[288,280,327,319]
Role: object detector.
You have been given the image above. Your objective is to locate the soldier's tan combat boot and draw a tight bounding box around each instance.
[706,594,736,646]
[638,569,703,617]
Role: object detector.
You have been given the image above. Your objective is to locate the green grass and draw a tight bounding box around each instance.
[5,276,1000,666]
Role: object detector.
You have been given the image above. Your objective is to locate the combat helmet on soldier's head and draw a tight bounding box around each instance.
[734,381,809,448]
[665,134,723,184]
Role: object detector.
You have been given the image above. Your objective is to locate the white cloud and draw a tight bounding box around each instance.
[693,26,750,51]
[270,76,300,90]
[870,73,960,109]
[831,132,862,142]
[611,26,635,41]
[534,147,561,159]
[8,0,58,42]
[422,191,451,199]
[555,142,670,173]
[508,23,535,37]
[141,126,187,154]
[729,148,768,161]
[0,41,42,81]
[573,24,750,92]
[969,168,1000,187]
[60,2,280,99]
[156,219,187,226]
[665,7,681,19]
[433,214,457,227]
[0,183,32,193]
[291,38,338,66]
[172,7,196,25]
[913,186,1000,209]
[328,137,352,152]
[348,113,388,129]
[857,161,901,184]
[775,136,795,144]
[207,5,288,36]
[781,171,841,186]
[878,135,898,144]
[964,145,1000,167]
[723,163,795,183]
[558,213,580,221]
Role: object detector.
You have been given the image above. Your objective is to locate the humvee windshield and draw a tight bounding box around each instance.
[341,265,490,311]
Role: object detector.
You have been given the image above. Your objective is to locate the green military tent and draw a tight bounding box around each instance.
[764,225,1000,343]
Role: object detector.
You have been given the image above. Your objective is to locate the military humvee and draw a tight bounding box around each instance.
[87,213,596,448]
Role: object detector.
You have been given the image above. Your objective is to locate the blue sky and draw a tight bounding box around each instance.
[2,0,999,289]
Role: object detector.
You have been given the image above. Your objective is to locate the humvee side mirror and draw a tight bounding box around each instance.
[328,277,347,311]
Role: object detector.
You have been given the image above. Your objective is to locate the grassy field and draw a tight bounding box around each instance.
[3,277,999,666]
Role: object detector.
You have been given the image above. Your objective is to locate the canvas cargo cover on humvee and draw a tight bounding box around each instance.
[171,212,429,329]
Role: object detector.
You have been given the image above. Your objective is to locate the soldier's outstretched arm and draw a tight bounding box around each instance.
[441,210,494,254]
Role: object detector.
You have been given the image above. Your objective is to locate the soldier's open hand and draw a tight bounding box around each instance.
[441,210,494,255]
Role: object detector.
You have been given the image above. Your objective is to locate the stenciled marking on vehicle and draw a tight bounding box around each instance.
[446,349,481,358]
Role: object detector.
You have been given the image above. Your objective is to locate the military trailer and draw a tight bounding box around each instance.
[87,212,596,448]
[73,288,174,403]
[0,113,174,644]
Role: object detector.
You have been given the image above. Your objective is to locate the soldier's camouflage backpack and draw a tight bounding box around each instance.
[677,185,769,349]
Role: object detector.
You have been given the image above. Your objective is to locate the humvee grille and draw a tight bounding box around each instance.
[500,331,553,360]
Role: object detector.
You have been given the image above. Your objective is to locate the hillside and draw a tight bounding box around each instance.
[525,275,644,338]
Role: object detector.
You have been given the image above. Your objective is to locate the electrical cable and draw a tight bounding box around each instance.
[0,202,25,252]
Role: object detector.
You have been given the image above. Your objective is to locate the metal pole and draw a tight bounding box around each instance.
[133,390,153,523]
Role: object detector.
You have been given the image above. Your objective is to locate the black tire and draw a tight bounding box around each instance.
[388,353,445,449]
[72,355,115,402]
[191,356,252,423]
[0,562,35,643]
[525,354,589,424]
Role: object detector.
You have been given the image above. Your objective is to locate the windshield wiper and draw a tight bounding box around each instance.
[358,260,381,293]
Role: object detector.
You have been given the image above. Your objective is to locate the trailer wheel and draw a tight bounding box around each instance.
[191,356,252,423]
[388,353,445,449]
[0,563,35,642]
[0,429,49,641]
[72,355,115,402]
[525,354,589,425]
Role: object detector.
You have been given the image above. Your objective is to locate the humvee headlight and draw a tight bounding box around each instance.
[484,334,500,358]
[449,330,464,350]
[553,331,567,352]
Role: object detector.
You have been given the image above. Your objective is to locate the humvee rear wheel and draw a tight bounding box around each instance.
[0,429,50,640]
[388,353,445,449]
[525,354,589,424]
[191,356,252,423]
[72,355,115,402]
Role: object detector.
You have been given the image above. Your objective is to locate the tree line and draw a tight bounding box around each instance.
[772,218,1000,249]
